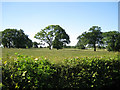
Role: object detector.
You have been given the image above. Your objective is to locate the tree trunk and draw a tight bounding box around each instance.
[93,43,96,51]
[49,44,52,50]
[8,42,10,48]
[49,46,51,50]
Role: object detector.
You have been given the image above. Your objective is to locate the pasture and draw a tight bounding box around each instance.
[2,48,118,63]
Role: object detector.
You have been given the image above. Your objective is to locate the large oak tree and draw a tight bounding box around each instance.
[34,25,70,50]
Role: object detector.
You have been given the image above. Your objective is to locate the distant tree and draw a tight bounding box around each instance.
[26,38,33,48]
[77,26,103,51]
[2,29,32,48]
[76,43,85,49]
[76,35,86,49]
[33,41,39,48]
[34,25,70,50]
[88,26,103,51]
[53,37,63,50]
[102,31,120,51]
[53,26,70,50]
[2,29,16,48]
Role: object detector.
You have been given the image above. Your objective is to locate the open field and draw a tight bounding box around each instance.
[2,48,118,63]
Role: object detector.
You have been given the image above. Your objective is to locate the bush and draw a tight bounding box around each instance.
[60,56,120,88]
[2,54,120,89]
[2,54,56,89]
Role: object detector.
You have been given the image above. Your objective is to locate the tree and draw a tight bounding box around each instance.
[2,29,16,48]
[76,35,86,49]
[88,26,103,51]
[53,37,63,50]
[77,26,103,51]
[102,31,120,51]
[26,37,33,48]
[2,29,32,48]
[33,41,39,48]
[34,25,70,50]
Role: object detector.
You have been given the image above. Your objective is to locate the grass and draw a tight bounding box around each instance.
[2,48,118,64]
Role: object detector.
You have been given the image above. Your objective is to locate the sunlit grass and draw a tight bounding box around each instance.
[2,48,117,64]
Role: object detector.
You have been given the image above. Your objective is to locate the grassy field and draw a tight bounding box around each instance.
[2,48,118,63]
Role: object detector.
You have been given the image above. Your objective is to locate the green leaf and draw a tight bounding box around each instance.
[22,71,27,76]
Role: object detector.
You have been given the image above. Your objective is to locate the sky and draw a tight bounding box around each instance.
[2,2,118,46]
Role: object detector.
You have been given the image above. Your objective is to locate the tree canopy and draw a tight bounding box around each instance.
[1,25,119,52]
[77,26,103,51]
[102,31,120,51]
[2,29,32,48]
[33,41,39,48]
[34,25,70,50]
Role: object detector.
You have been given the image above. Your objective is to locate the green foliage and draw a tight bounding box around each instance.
[2,54,56,89]
[33,41,39,48]
[34,25,70,50]
[2,29,32,48]
[2,53,120,89]
[76,40,85,49]
[102,31,120,51]
[77,26,103,51]
[63,45,76,48]
[53,38,63,50]
[61,56,120,88]
[77,26,120,52]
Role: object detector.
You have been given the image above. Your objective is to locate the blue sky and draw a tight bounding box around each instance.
[2,2,118,46]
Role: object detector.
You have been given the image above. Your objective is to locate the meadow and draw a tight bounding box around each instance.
[2,48,118,64]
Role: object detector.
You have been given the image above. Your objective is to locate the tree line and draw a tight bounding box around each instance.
[0,25,120,51]
[76,26,120,51]
[1,29,32,48]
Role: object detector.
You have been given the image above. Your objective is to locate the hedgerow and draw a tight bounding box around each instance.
[2,54,120,89]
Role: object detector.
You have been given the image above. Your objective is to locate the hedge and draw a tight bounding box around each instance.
[2,54,120,89]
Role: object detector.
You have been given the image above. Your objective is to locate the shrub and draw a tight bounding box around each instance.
[2,54,120,89]
[2,54,56,89]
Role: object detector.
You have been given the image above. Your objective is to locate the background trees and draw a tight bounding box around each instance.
[1,25,119,52]
[77,26,120,52]
[2,29,32,48]
[102,31,120,51]
[34,25,70,50]
[77,26,103,51]
[76,32,87,49]
[33,41,39,48]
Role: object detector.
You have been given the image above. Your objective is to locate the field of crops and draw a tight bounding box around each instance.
[1,48,120,89]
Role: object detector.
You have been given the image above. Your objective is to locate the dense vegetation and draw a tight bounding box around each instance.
[76,26,120,51]
[2,53,120,89]
[1,25,120,51]
[1,29,32,48]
